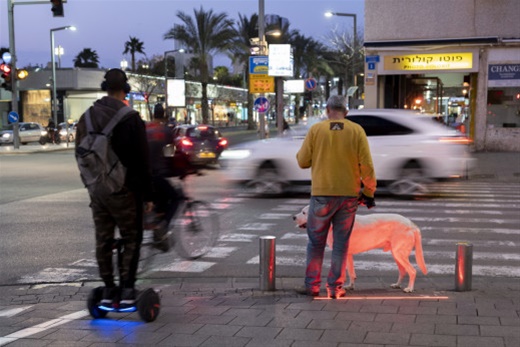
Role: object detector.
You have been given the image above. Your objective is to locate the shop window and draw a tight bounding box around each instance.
[487,88,520,128]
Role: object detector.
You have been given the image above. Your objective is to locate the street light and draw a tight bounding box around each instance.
[325,11,357,107]
[164,48,185,113]
[120,58,128,71]
[50,25,76,129]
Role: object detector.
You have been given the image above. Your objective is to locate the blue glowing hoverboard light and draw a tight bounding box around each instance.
[98,305,115,312]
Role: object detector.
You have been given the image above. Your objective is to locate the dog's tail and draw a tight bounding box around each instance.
[414,227,428,275]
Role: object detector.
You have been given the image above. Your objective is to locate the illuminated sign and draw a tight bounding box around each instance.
[249,74,275,93]
[268,44,293,77]
[284,79,304,93]
[167,79,185,107]
[384,52,473,71]
[249,56,269,75]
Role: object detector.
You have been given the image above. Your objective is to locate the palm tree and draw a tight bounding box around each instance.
[229,13,260,130]
[164,6,235,124]
[73,48,99,68]
[123,36,146,72]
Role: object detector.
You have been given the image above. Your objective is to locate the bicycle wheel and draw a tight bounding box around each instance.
[174,200,219,259]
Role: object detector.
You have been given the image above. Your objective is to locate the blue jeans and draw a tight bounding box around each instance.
[305,196,358,292]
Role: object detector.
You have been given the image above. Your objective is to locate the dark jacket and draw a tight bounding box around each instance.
[146,121,174,177]
[75,96,153,201]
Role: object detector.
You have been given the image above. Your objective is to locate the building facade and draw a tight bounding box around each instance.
[1,68,248,128]
[364,0,520,151]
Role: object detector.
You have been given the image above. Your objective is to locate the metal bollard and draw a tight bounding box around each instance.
[259,236,276,291]
[455,242,473,291]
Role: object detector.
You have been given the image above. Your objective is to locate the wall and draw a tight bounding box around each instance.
[365,0,520,41]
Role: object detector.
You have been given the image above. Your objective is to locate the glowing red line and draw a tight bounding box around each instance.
[314,296,449,300]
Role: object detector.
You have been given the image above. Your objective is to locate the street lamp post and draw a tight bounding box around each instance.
[257,0,267,139]
[325,11,357,106]
[164,49,185,114]
[50,26,76,129]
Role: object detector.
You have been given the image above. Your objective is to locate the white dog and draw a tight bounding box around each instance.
[293,205,428,292]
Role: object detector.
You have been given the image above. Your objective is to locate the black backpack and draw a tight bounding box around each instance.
[75,106,133,196]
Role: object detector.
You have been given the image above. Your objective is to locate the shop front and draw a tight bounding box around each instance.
[364,46,520,151]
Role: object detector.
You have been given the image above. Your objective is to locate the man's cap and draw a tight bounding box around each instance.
[326,95,347,111]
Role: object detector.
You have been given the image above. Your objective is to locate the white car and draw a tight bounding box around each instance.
[221,109,475,196]
[0,122,48,145]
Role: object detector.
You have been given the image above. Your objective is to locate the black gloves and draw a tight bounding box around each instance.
[358,193,376,209]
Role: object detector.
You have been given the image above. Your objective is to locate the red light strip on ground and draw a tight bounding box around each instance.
[314,296,449,300]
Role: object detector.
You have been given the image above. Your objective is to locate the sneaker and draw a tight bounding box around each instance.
[153,220,169,242]
[294,285,320,297]
[100,287,118,307]
[119,288,136,308]
[327,287,347,299]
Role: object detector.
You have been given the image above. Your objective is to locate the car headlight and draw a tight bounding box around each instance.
[2,133,12,139]
[59,129,67,135]
[220,149,252,160]
[41,130,48,136]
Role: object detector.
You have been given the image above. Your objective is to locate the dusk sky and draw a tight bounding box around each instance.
[0,0,364,70]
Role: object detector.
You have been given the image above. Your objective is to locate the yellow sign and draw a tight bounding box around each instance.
[249,74,275,93]
[384,52,473,71]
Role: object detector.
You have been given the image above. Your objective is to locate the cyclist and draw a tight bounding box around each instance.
[146,103,183,249]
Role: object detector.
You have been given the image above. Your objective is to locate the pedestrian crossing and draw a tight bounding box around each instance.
[214,181,520,278]
[16,181,520,284]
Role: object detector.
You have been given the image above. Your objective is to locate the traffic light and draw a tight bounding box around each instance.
[16,69,29,80]
[50,0,64,17]
[1,63,12,90]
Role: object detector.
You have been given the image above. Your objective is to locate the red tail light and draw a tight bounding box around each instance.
[180,137,193,147]
[218,138,228,147]
[197,125,208,130]
[438,136,472,145]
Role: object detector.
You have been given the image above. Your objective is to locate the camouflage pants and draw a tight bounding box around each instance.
[89,188,143,288]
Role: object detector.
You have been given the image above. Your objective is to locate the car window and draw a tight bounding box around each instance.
[347,115,413,136]
[30,124,39,130]
[186,127,218,139]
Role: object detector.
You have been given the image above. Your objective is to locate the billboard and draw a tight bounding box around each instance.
[268,44,293,77]
[284,79,304,93]
[167,79,185,107]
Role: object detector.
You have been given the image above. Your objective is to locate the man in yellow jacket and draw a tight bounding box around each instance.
[296,95,377,299]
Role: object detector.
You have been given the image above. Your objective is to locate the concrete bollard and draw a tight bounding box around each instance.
[259,236,276,291]
[455,242,473,291]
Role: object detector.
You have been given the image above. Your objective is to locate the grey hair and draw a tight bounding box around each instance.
[326,95,347,111]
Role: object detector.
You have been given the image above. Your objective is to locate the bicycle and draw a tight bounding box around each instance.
[143,173,220,260]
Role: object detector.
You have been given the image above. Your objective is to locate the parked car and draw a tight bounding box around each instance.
[221,109,475,196]
[0,122,48,145]
[171,124,228,167]
[58,122,77,142]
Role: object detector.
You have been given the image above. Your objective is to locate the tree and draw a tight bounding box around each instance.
[229,13,260,130]
[123,36,146,72]
[73,48,99,68]
[164,6,235,124]
[323,27,364,97]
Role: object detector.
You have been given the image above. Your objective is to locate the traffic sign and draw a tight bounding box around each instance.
[254,97,270,113]
[249,74,275,93]
[304,78,317,91]
[368,62,376,70]
[365,55,380,63]
[8,111,19,123]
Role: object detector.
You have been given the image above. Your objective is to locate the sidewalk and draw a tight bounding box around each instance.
[0,275,518,346]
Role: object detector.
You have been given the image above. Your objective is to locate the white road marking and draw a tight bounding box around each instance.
[0,306,32,317]
[18,268,95,284]
[219,233,260,242]
[238,223,276,231]
[258,213,293,220]
[203,247,237,258]
[155,261,215,273]
[0,310,89,346]
[420,226,520,235]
